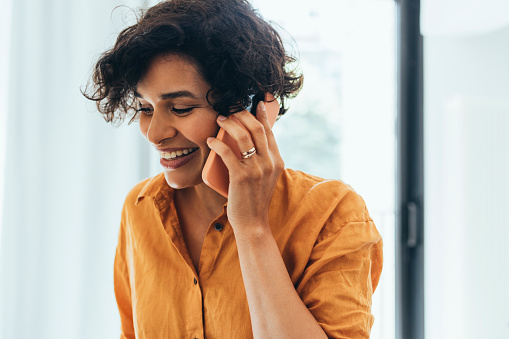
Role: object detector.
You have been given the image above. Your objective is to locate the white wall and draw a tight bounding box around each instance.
[424,25,509,339]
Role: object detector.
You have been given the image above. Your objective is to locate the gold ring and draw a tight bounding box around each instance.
[241,146,256,159]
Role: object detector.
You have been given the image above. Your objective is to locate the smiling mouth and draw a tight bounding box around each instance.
[159,148,199,160]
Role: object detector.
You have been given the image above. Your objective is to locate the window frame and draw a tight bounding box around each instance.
[395,0,425,338]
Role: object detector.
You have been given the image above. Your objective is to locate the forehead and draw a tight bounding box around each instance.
[135,54,209,98]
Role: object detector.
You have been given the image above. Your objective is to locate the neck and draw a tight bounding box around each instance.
[174,182,227,222]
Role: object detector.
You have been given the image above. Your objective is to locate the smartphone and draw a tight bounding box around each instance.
[202,92,280,198]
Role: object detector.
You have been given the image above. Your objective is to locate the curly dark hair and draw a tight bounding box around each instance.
[83,0,303,125]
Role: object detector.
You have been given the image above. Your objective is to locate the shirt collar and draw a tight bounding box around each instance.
[135,173,173,205]
[134,172,229,212]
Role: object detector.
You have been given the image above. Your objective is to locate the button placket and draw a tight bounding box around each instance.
[198,218,227,282]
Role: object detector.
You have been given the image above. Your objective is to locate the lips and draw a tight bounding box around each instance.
[159,147,199,169]
[159,147,199,160]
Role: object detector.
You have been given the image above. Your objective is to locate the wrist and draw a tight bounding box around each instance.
[232,221,273,244]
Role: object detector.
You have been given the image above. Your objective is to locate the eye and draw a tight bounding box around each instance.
[172,107,195,116]
[136,107,153,116]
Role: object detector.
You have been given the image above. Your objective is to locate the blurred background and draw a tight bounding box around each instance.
[0,0,507,338]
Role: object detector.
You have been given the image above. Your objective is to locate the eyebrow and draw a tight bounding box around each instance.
[133,90,198,100]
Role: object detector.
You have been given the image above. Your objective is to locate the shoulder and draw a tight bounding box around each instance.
[275,168,370,218]
[272,169,372,237]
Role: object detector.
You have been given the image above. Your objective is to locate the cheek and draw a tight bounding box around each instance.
[201,118,220,140]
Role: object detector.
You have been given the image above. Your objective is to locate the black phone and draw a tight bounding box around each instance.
[246,91,266,115]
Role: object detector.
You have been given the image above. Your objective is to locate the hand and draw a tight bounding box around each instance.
[206,100,284,233]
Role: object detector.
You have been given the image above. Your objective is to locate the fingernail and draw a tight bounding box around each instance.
[217,115,227,121]
[259,101,266,111]
[207,137,214,142]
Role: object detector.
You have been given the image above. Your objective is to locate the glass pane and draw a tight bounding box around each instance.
[424,27,509,339]
[251,1,396,338]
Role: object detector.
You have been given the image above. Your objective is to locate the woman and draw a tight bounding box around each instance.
[84,0,383,338]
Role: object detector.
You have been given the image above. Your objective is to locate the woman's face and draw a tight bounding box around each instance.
[136,54,220,189]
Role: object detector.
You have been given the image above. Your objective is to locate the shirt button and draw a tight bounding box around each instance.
[214,223,223,231]
[193,277,198,285]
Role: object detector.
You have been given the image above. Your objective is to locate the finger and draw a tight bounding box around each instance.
[255,100,271,129]
[254,100,281,157]
[216,114,265,157]
[229,110,269,156]
[206,136,243,171]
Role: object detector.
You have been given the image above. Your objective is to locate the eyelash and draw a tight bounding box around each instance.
[136,107,153,116]
[135,106,195,116]
[172,107,194,115]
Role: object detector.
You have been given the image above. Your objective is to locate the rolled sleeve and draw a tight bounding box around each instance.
[296,206,383,338]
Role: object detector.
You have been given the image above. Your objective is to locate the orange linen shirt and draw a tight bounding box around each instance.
[114,168,383,339]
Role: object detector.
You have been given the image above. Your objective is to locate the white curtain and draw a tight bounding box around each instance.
[0,0,12,240]
[0,0,155,338]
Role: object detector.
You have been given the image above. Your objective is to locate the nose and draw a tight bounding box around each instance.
[142,109,178,146]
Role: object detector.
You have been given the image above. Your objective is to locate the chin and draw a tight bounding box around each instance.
[163,171,203,190]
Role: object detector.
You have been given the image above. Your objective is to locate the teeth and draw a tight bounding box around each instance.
[160,148,196,160]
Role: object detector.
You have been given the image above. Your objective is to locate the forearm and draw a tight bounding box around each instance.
[233,225,328,339]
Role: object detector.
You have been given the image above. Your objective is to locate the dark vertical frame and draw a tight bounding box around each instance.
[395,0,424,339]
